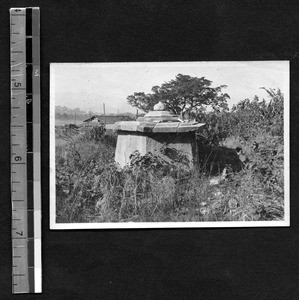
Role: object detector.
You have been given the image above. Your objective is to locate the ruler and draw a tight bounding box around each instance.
[10,7,41,294]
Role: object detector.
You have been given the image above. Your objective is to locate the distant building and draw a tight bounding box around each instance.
[83,116,101,123]
[83,115,135,125]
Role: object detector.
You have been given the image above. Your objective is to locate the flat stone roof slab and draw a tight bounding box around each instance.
[109,121,205,133]
[177,123,205,132]
[136,123,156,133]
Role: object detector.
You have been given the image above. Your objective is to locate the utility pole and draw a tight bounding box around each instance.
[103,103,106,125]
[136,109,138,119]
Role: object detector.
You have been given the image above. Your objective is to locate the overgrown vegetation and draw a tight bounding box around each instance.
[56,88,285,223]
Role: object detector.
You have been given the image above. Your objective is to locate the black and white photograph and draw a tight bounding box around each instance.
[1,0,299,298]
[50,61,289,229]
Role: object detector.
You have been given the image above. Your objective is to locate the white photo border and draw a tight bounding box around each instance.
[50,61,290,230]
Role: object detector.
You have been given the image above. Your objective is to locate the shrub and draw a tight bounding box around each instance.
[79,124,106,142]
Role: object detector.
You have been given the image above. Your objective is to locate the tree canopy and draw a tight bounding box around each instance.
[127,74,230,117]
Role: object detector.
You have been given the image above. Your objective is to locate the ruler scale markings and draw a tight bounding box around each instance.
[26,8,35,295]
[10,7,41,294]
[10,7,28,293]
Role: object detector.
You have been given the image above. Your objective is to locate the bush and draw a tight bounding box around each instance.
[79,124,106,142]
[197,88,283,146]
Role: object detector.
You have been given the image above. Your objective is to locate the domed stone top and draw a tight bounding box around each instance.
[139,102,178,123]
[153,101,166,111]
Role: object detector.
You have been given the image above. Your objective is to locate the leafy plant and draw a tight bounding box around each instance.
[127,73,230,116]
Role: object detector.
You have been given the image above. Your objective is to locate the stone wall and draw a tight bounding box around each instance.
[115,131,198,168]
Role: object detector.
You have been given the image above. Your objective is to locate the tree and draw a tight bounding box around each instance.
[127,74,230,117]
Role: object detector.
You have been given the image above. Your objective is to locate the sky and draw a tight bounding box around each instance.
[50,61,289,114]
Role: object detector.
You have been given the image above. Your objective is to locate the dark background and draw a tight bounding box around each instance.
[0,0,298,299]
